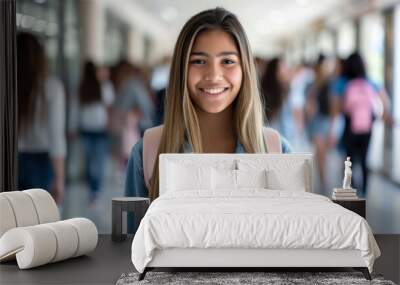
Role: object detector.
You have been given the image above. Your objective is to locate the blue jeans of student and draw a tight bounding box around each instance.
[18,152,53,192]
[81,131,108,200]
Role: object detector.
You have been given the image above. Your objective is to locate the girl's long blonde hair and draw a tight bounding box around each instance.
[149,7,266,200]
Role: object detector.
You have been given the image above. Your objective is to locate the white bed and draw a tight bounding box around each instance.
[131,154,380,280]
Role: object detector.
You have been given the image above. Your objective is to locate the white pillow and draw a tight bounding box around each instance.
[237,158,308,191]
[212,168,236,190]
[211,169,268,190]
[236,169,267,189]
[167,162,212,191]
[266,163,306,191]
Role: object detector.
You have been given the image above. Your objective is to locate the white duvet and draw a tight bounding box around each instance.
[131,190,380,273]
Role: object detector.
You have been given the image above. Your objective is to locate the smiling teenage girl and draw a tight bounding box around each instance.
[125,8,292,201]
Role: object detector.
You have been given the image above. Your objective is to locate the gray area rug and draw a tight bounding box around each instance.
[116,271,396,285]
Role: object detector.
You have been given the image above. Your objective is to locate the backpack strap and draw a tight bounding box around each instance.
[262,127,282,153]
[143,125,164,189]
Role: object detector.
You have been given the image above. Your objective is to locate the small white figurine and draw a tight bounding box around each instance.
[342,157,352,189]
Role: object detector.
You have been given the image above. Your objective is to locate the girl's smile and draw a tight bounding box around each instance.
[199,86,230,96]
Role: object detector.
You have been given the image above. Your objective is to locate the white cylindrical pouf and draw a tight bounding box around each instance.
[0,226,57,269]
[65,218,98,257]
[42,221,79,262]
[0,219,98,269]
[1,192,39,227]
[0,196,17,237]
[23,189,60,223]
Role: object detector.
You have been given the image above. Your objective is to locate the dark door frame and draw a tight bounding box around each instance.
[0,0,17,192]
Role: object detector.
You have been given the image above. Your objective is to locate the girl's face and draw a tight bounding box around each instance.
[187,29,243,114]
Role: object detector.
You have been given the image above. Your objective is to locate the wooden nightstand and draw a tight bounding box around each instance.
[332,198,366,218]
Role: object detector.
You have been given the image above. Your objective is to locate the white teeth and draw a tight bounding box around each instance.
[202,88,226,94]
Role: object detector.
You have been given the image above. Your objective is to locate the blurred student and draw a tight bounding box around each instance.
[331,53,392,196]
[288,62,314,135]
[79,61,114,204]
[113,60,154,134]
[151,56,171,125]
[17,32,66,204]
[111,60,155,164]
[328,57,347,150]
[305,55,333,191]
[261,57,293,140]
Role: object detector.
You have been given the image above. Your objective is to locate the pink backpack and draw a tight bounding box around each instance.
[344,79,377,134]
[142,126,282,189]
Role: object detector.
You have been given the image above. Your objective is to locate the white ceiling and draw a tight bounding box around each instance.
[129,0,350,55]
[106,0,399,56]
[133,0,340,36]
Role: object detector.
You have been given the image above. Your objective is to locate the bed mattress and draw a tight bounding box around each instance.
[131,189,380,273]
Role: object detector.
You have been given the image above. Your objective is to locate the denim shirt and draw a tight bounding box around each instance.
[124,137,292,197]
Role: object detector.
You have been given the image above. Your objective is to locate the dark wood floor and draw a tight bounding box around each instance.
[374,235,400,284]
[0,235,398,285]
[0,235,133,285]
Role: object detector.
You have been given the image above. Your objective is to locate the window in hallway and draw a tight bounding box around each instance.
[360,12,385,171]
[361,12,385,86]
